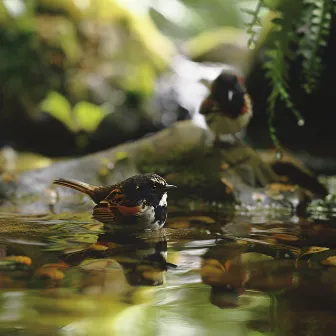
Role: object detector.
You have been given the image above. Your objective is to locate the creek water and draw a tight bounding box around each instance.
[0,204,335,336]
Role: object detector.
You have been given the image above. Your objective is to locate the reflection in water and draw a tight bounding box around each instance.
[0,211,335,334]
[0,219,179,334]
[201,238,298,311]
[60,229,176,288]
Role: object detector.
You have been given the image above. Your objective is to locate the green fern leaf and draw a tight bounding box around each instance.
[242,0,333,153]
[299,0,332,94]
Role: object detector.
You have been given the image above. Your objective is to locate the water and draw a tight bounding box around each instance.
[0,207,335,335]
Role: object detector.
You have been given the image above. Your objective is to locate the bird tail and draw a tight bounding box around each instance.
[53,178,97,199]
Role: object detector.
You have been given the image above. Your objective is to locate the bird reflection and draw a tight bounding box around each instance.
[58,229,176,290]
[209,287,242,308]
[201,239,247,308]
[201,238,298,309]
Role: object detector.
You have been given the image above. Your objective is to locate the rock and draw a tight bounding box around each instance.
[0,121,279,213]
[0,147,53,174]
[259,150,328,197]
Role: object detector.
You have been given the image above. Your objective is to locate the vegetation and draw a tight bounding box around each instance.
[244,0,334,153]
[1,0,335,157]
[0,0,175,152]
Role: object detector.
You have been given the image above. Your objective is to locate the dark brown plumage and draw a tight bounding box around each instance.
[53,173,176,229]
[199,71,253,137]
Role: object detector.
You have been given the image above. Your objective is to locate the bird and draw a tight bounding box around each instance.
[53,173,176,230]
[199,70,253,143]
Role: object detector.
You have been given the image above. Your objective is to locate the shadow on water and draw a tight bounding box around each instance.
[0,205,336,335]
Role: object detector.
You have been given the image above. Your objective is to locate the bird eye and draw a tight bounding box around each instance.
[152,184,157,190]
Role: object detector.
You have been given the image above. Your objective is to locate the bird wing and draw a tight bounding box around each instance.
[104,187,128,205]
[92,200,117,225]
[92,190,142,224]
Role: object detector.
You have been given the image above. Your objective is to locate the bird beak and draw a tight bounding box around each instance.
[165,184,177,191]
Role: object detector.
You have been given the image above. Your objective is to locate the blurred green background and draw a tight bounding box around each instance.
[2,0,336,175]
[0,0,258,156]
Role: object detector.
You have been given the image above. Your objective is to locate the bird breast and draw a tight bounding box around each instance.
[136,193,168,229]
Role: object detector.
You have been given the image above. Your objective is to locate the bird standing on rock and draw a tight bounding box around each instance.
[199,71,253,143]
[53,173,176,230]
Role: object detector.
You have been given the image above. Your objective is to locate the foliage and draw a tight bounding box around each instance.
[243,0,334,153]
[0,2,62,118]
[185,26,246,60]
[143,0,246,39]
[0,0,175,132]
[299,0,333,94]
[40,91,107,133]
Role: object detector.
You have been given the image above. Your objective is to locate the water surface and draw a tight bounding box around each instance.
[0,207,335,336]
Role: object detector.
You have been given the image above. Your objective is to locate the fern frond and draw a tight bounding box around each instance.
[243,0,335,155]
[242,0,265,50]
[262,7,304,152]
[299,0,332,93]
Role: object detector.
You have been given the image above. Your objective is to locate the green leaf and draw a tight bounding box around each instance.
[312,8,322,16]
[73,101,107,133]
[325,12,332,20]
[120,63,156,97]
[40,91,75,131]
[56,18,80,64]
[312,17,322,24]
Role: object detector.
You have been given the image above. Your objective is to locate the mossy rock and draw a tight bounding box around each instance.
[0,121,279,214]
